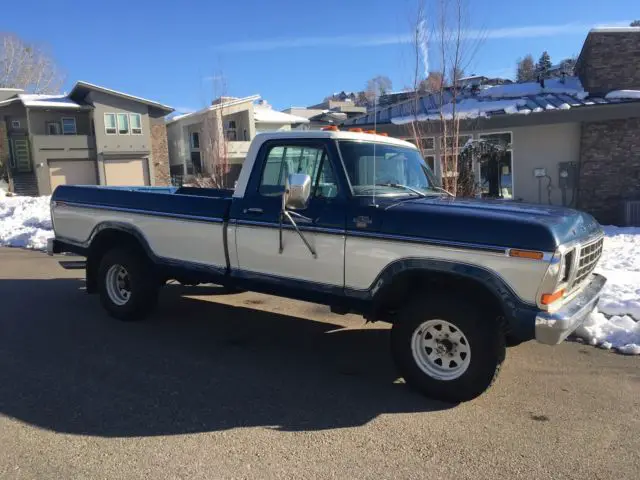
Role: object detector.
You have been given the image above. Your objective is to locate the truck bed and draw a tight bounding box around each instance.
[52,185,233,222]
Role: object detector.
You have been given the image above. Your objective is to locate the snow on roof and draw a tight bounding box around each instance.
[391,98,528,124]
[254,106,310,124]
[479,76,587,100]
[18,94,84,109]
[72,81,173,112]
[166,95,261,124]
[605,90,640,100]
[589,26,640,33]
[0,88,23,92]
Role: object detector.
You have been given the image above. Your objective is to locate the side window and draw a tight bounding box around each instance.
[258,144,338,199]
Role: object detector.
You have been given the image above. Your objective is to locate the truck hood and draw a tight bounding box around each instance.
[378,196,602,251]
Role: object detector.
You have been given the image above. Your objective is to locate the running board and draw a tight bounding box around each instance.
[59,260,86,270]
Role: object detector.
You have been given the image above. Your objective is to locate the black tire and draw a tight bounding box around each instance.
[98,248,159,321]
[391,294,506,403]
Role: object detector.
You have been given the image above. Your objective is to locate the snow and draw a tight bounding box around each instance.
[391,98,528,124]
[574,226,640,354]
[18,94,83,109]
[605,90,640,100]
[254,106,310,124]
[0,194,53,250]
[478,76,588,100]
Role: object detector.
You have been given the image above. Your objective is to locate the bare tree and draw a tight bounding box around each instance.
[0,33,64,93]
[195,72,231,188]
[404,0,481,196]
[516,54,536,83]
[365,75,392,102]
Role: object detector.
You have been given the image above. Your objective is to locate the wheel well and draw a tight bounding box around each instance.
[86,229,149,293]
[372,269,506,327]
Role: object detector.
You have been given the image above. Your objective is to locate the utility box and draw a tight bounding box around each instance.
[558,162,577,189]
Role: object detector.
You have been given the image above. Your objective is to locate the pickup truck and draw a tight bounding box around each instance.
[48,130,606,402]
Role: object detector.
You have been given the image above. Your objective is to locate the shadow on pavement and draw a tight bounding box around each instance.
[0,278,453,437]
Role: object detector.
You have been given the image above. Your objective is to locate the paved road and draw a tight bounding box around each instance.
[0,248,638,480]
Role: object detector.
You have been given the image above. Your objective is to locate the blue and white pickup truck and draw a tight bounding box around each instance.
[49,130,606,402]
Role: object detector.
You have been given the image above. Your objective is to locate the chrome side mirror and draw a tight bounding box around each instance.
[284,173,311,210]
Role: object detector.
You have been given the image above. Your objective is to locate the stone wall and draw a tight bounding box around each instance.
[150,119,170,186]
[576,30,640,95]
[578,117,640,224]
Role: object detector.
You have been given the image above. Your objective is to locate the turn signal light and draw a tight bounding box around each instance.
[322,126,339,131]
[509,249,544,260]
[348,128,363,132]
[377,132,389,136]
[365,130,376,134]
[541,289,565,305]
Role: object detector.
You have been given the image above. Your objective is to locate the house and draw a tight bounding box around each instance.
[342,27,640,225]
[0,81,173,196]
[166,96,310,186]
[282,98,367,130]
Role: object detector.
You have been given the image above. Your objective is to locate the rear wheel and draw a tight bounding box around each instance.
[98,248,159,321]
[391,294,505,403]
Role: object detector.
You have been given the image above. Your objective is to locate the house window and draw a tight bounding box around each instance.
[479,132,513,199]
[440,134,472,150]
[104,113,117,135]
[61,117,77,135]
[225,120,237,141]
[11,120,20,129]
[243,129,248,141]
[47,122,61,135]
[117,113,129,134]
[129,113,142,134]
[190,132,200,149]
[424,155,436,172]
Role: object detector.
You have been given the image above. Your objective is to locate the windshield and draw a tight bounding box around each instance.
[338,140,440,196]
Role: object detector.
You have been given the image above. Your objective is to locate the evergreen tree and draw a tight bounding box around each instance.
[516,54,536,82]
[535,51,553,79]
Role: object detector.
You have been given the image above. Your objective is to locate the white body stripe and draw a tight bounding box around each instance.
[54,205,227,269]
[345,236,547,304]
[234,224,345,286]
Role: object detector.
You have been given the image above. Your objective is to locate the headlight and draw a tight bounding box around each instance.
[536,248,573,312]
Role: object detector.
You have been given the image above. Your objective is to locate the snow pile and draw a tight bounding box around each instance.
[605,90,640,100]
[0,194,53,250]
[574,227,640,354]
[479,76,588,100]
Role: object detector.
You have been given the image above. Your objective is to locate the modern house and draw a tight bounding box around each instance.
[283,101,367,130]
[166,96,310,185]
[342,27,640,225]
[0,81,173,196]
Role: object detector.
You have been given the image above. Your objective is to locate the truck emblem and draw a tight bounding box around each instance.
[354,216,372,228]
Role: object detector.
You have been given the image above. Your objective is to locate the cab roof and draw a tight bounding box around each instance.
[253,130,417,149]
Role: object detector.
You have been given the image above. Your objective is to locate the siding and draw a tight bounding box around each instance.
[28,110,92,136]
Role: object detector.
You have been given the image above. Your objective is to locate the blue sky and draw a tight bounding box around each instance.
[2,0,634,113]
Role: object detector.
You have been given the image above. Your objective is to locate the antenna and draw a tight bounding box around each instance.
[372,91,377,207]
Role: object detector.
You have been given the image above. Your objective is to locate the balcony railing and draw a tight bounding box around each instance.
[32,135,96,152]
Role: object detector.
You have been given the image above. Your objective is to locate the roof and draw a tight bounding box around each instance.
[166,95,261,124]
[344,76,640,126]
[0,88,23,93]
[19,94,84,109]
[252,130,417,149]
[69,81,173,113]
[588,26,640,33]
[254,106,310,124]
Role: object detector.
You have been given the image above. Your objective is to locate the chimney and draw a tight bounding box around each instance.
[575,27,640,96]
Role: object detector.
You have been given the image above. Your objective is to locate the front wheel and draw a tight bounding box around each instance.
[391,295,505,403]
[98,248,159,321]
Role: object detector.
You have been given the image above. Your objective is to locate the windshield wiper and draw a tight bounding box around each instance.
[374,183,426,197]
[428,186,455,197]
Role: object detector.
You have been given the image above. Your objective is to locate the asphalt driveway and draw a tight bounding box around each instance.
[0,248,638,479]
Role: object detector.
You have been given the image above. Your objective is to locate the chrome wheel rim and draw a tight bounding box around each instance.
[105,264,131,306]
[411,319,471,381]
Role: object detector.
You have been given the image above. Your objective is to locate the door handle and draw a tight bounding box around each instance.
[244,207,263,215]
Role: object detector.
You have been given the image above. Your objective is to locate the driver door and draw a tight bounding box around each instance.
[233,139,346,289]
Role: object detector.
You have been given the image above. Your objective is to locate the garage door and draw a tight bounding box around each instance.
[104,158,149,186]
[49,159,98,191]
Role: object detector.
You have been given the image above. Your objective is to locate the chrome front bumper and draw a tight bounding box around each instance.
[535,273,606,345]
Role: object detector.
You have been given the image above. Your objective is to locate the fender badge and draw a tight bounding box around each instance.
[354,216,372,228]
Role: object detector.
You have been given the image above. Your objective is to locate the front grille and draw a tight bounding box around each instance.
[572,237,603,288]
